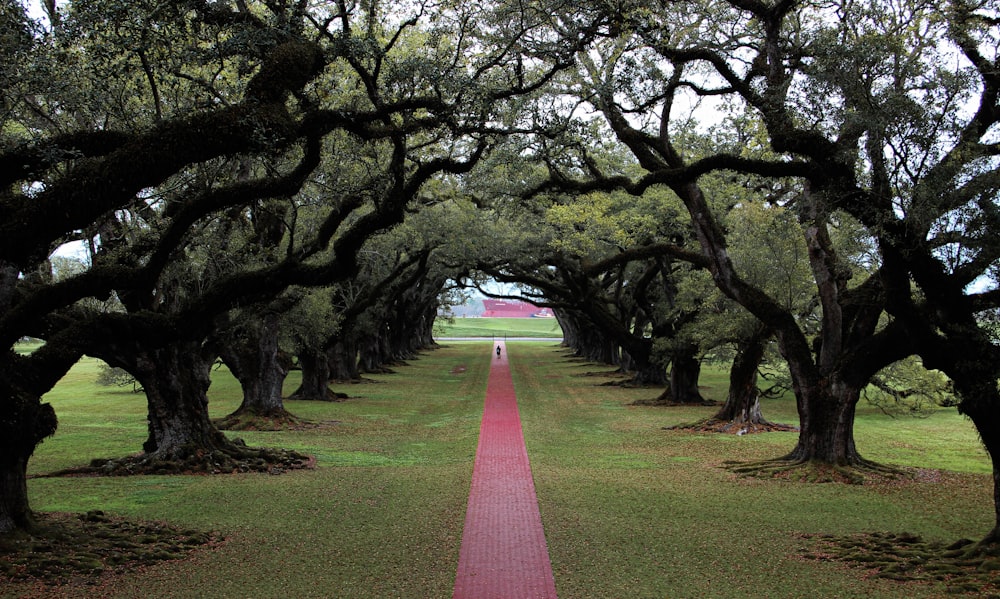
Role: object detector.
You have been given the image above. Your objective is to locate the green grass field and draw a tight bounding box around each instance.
[433,316,563,338]
[9,342,995,597]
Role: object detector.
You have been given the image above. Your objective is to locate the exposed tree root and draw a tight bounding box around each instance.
[631,397,718,407]
[723,457,905,485]
[803,531,1000,595]
[667,417,798,435]
[214,408,313,431]
[41,441,315,477]
[576,370,629,379]
[333,377,380,385]
[0,510,220,587]
[599,378,666,389]
[286,388,350,402]
[361,366,397,375]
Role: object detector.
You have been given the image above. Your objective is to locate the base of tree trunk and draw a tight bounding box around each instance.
[630,397,718,407]
[214,407,310,431]
[0,510,219,587]
[286,388,350,401]
[804,531,1000,594]
[577,369,629,379]
[44,440,314,477]
[360,366,398,375]
[724,457,904,484]
[666,417,798,435]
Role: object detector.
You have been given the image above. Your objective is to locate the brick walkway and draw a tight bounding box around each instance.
[452,342,558,599]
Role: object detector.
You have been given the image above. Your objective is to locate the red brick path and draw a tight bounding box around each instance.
[452,342,558,599]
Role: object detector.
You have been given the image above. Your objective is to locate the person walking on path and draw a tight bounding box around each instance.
[453,342,558,599]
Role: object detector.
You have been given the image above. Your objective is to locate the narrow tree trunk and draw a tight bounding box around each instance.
[713,330,770,424]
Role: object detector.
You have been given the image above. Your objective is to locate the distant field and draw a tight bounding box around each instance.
[434,317,563,339]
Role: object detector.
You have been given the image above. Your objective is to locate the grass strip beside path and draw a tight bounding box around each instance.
[510,343,993,598]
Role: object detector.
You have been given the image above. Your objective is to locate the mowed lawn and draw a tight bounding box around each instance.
[434,316,563,338]
[12,341,994,598]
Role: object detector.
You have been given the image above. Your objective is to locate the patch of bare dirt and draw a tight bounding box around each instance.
[0,511,220,591]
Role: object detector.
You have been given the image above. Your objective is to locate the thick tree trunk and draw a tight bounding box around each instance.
[0,378,57,534]
[961,401,1000,543]
[219,312,292,419]
[956,386,1000,544]
[656,350,706,404]
[328,338,360,381]
[358,335,378,373]
[134,340,231,456]
[554,310,576,348]
[359,331,394,374]
[288,346,338,400]
[783,377,863,465]
[415,306,439,350]
[629,359,668,386]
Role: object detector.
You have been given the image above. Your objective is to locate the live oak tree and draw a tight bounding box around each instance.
[0,0,598,534]
[536,0,1000,544]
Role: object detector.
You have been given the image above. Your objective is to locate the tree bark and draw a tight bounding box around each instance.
[629,358,668,386]
[328,338,360,381]
[713,328,771,425]
[782,376,863,465]
[132,340,231,457]
[959,399,1000,543]
[0,372,57,533]
[655,348,706,404]
[218,312,293,420]
[289,346,338,400]
[359,330,396,374]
